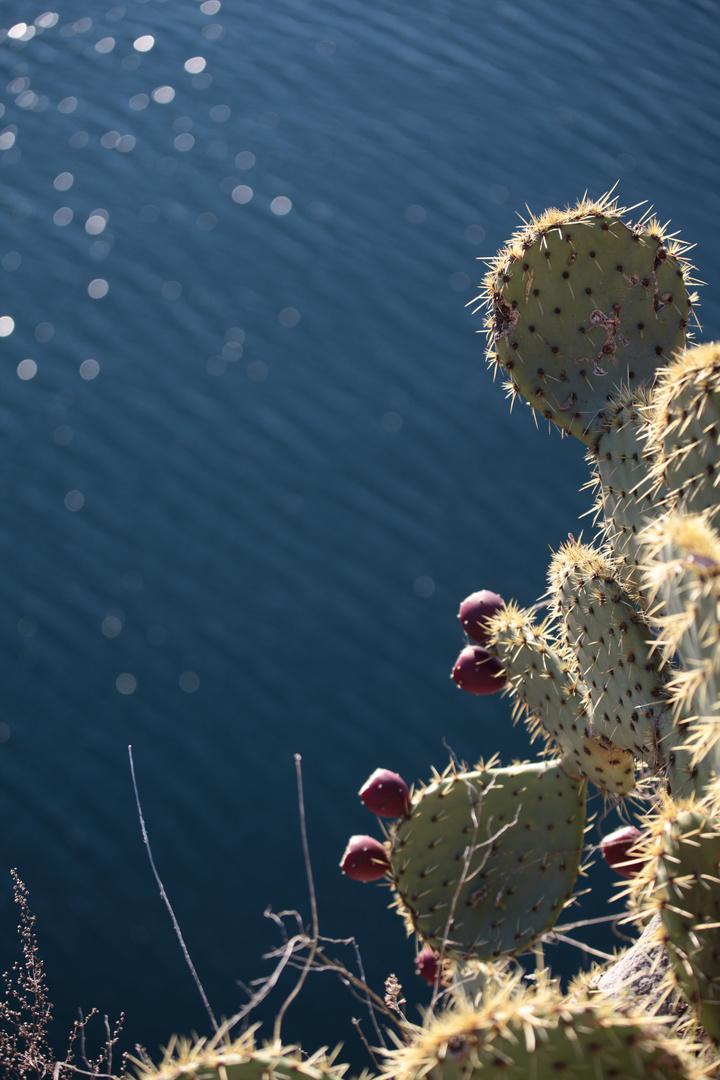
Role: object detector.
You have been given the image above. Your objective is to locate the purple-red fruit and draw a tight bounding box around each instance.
[340,835,390,882]
[458,590,505,646]
[600,826,644,879]
[415,946,441,984]
[451,645,506,695]
[359,768,410,818]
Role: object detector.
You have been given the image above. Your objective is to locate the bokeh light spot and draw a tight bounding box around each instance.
[413,575,435,598]
[0,316,15,336]
[184,56,206,74]
[381,411,403,432]
[231,184,253,204]
[64,489,84,511]
[179,671,200,693]
[88,278,109,299]
[134,35,154,51]
[79,358,100,379]
[405,204,426,223]
[17,359,37,380]
[152,85,175,104]
[161,280,182,300]
[85,210,108,235]
[116,673,137,695]
[270,196,292,216]
[53,171,74,190]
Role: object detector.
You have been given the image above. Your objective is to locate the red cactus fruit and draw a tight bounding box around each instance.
[415,945,441,984]
[340,835,390,882]
[600,825,644,878]
[451,644,506,695]
[359,768,410,818]
[458,589,505,646]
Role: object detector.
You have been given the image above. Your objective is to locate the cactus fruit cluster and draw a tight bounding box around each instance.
[121,190,720,1079]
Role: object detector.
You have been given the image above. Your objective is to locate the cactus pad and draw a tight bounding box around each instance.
[651,801,720,1043]
[489,603,636,794]
[130,1029,352,1080]
[588,387,659,587]
[382,970,701,1080]
[647,341,720,519]
[388,759,586,960]
[548,539,670,765]
[480,191,696,445]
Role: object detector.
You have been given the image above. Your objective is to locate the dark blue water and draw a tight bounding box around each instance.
[0,0,718,1069]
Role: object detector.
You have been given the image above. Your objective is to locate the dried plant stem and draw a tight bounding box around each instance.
[272,755,320,1044]
[128,745,219,1035]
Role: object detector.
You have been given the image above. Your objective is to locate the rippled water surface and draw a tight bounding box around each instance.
[0,0,718,1066]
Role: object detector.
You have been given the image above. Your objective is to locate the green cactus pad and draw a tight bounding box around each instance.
[388,759,586,960]
[641,512,720,796]
[587,387,660,589]
[480,191,696,446]
[489,604,636,795]
[548,539,670,766]
[653,801,720,1043]
[646,342,720,520]
[382,970,701,1080]
[130,1029,352,1080]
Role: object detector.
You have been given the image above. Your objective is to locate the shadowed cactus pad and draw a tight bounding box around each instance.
[387,759,586,960]
[480,190,696,445]
[649,800,720,1043]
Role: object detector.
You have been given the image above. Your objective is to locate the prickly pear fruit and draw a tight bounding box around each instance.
[480,190,696,445]
[415,945,442,984]
[388,758,586,960]
[600,825,644,878]
[359,768,410,818]
[458,590,505,646]
[451,645,506,695]
[340,835,389,882]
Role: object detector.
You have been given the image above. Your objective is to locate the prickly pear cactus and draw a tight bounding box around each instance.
[481,190,697,445]
[387,759,586,960]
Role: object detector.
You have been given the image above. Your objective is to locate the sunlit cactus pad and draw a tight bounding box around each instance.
[130,1029,353,1080]
[388,759,586,960]
[480,190,697,444]
[381,971,703,1080]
